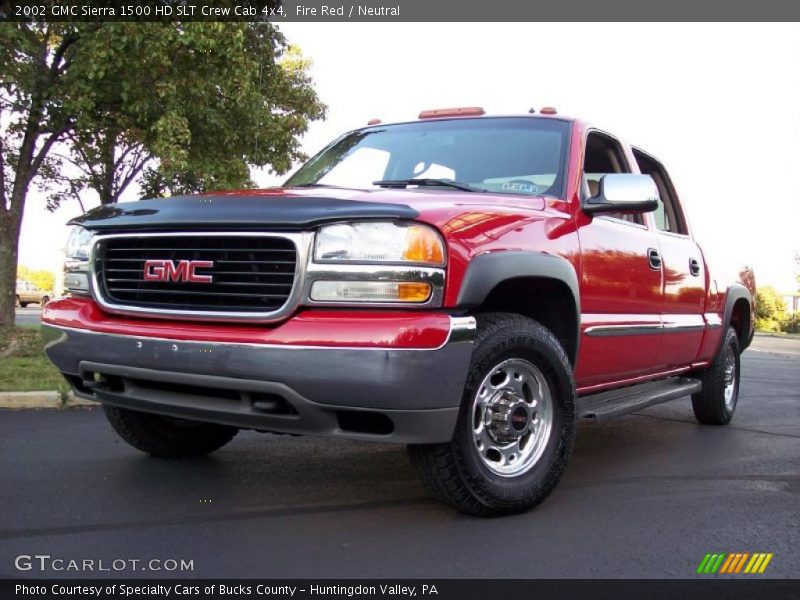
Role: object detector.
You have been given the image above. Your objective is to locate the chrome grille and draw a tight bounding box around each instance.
[94,234,298,314]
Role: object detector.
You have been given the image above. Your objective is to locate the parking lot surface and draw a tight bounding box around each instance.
[1,338,797,578]
[14,306,42,327]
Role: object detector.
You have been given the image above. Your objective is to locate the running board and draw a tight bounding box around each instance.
[577,376,702,421]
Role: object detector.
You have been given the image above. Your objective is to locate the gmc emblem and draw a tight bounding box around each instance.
[143,259,214,283]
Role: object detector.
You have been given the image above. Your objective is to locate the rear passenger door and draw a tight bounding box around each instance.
[633,148,705,368]
[576,132,664,387]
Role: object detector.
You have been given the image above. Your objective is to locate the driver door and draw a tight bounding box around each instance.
[575,131,664,388]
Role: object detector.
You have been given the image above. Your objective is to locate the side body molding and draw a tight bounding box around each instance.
[455,251,581,362]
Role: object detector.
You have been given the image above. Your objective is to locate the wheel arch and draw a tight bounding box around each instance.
[723,284,753,351]
[456,251,580,366]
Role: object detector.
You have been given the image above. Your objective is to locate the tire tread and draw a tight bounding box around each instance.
[691,326,740,425]
[104,405,238,458]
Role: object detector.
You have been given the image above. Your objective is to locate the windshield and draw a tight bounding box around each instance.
[285,117,570,198]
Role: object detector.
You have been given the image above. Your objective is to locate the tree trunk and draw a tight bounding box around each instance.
[0,205,23,329]
[0,27,74,329]
[1,87,42,329]
[99,130,117,204]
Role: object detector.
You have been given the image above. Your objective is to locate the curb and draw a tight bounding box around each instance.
[65,393,98,408]
[0,391,97,410]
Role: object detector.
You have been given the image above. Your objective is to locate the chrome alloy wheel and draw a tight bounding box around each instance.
[471,358,553,477]
[723,346,737,410]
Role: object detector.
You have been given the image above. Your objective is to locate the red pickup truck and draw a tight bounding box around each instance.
[43,108,754,516]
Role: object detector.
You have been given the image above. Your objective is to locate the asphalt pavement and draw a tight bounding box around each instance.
[14,306,42,327]
[1,338,798,579]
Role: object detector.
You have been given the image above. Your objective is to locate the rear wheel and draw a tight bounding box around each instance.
[691,326,740,425]
[103,405,238,458]
[408,313,576,517]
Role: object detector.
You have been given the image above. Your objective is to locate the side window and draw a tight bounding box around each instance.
[583,132,643,225]
[633,149,687,234]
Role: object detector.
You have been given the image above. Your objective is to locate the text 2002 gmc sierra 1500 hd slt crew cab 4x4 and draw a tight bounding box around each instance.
[43,108,755,516]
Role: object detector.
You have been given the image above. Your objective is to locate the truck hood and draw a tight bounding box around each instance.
[70,187,547,232]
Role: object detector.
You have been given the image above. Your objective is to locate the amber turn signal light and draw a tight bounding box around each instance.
[403,225,445,266]
[397,282,432,302]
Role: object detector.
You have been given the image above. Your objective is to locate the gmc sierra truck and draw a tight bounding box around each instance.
[43,108,755,516]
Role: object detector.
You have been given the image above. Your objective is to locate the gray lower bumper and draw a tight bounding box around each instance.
[42,317,475,444]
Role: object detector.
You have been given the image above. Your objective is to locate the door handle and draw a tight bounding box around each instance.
[648,248,662,270]
[689,258,701,276]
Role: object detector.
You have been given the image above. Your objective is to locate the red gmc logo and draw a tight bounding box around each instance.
[143,259,214,283]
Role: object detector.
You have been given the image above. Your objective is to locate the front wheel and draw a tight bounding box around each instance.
[691,326,741,425]
[104,405,238,458]
[408,313,576,517]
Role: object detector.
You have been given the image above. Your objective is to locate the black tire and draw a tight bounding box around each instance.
[691,326,741,425]
[19,301,28,308]
[408,313,577,517]
[103,405,238,458]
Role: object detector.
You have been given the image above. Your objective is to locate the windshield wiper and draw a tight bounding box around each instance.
[373,178,483,192]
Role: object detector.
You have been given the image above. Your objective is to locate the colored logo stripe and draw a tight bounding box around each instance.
[733,553,750,573]
[719,554,737,574]
[745,553,774,574]
[698,552,773,574]
[697,553,726,573]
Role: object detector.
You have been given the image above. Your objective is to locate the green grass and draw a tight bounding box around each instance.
[0,326,69,394]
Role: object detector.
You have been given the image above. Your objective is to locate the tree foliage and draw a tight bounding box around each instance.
[0,20,325,327]
[16,266,55,292]
[795,253,799,290]
[58,24,325,202]
[754,286,789,332]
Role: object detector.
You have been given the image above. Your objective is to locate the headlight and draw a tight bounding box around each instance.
[65,226,94,260]
[307,221,446,305]
[64,226,93,294]
[314,222,445,266]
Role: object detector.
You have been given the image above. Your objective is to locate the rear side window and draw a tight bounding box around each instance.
[633,149,688,234]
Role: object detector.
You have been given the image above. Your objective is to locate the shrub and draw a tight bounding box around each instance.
[755,286,788,331]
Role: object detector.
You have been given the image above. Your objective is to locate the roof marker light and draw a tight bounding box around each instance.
[367,118,382,125]
[418,107,485,119]
[540,106,558,115]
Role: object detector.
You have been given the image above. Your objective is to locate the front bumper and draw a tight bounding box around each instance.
[42,302,475,444]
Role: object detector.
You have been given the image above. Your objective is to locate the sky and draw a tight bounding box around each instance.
[17,22,800,293]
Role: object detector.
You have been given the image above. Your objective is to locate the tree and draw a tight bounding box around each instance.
[0,20,325,327]
[16,266,55,292]
[795,253,799,290]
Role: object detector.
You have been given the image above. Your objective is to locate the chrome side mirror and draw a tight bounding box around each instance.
[583,174,659,215]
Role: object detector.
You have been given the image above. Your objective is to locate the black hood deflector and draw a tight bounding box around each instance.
[70,194,418,231]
